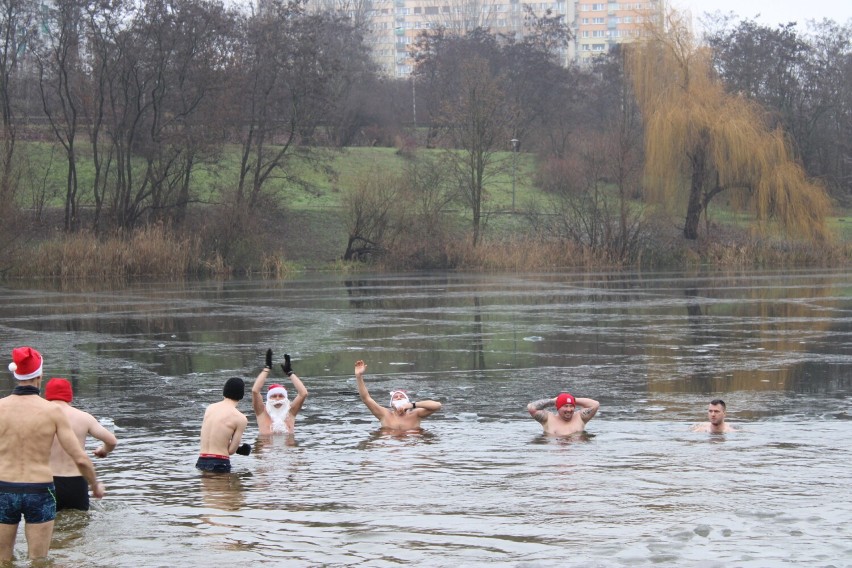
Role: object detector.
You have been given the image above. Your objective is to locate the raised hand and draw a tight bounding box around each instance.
[265,349,273,369]
[281,354,293,376]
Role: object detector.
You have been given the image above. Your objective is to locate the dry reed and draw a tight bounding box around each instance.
[14,225,204,280]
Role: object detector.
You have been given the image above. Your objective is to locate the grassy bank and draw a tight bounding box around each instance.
[5,142,851,280]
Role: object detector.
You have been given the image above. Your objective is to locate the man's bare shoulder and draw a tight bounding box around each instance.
[691,422,737,433]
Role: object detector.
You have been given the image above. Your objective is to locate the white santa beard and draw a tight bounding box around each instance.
[266,400,291,433]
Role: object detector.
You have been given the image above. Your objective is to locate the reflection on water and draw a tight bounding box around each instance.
[1,269,852,566]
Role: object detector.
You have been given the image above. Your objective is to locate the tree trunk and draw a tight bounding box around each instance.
[684,146,707,240]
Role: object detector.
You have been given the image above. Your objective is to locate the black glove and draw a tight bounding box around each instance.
[265,349,273,369]
[235,443,251,456]
[281,354,293,377]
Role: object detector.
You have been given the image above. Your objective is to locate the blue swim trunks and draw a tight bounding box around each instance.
[0,481,57,524]
[195,454,231,473]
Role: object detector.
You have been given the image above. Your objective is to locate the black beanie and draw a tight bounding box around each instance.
[223,377,245,401]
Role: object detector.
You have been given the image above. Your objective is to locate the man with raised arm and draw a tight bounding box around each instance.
[45,377,117,511]
[354,360,442,431]
[527,392,600,436]
[196,377,251,473]
[252,349,308,436]
[0,347,104,561]
[691,399,736,433]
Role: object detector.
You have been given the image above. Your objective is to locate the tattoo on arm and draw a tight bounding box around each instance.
[581,408,594,418]
[532,410,549,424]
[530,398,553,410]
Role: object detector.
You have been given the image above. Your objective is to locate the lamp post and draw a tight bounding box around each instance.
[510,138,519,212]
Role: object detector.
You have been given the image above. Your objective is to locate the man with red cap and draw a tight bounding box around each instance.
[252,349,308,436]
[0,347,104,561]
[45,378,117,511]
[354,359,442,432]
[527,391,600,436]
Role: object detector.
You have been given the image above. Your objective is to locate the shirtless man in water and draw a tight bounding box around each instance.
[0,347,104,561]
[527,392,600,436]
[45,378,117,511]
[252,350,308,436]
[691,399,736,433]
[354,360,441,431]
[196,377,250,473]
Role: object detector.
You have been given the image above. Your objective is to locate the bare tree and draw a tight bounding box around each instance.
[32,0,85,231]
[230,0,368,208]
[0,0,36,206]
[414,29,515,246]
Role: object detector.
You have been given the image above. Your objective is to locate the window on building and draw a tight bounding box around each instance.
[425,6,438,14]
[592,44,605,51]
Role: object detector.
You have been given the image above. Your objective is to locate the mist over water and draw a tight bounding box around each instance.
[2,269,851,566]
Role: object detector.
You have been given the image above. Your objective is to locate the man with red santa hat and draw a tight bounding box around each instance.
[0,347,104,561]
[252,349,309,436]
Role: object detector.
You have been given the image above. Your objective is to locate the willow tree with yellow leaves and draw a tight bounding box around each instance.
[627,14,831,241]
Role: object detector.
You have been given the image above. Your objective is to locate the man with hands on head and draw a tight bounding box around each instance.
[527,392,600,436]
[252,349,308,435]
[354,359,442,431]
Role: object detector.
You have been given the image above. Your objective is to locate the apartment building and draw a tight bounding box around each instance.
[309,0,662,76]
[575,1,662,62]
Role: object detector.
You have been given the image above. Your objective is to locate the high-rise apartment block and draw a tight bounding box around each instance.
[309,0,662,76]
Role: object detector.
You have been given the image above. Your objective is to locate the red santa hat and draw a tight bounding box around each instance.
[45,378,73,402]
[267,384,288,400]
[8,346,43,381]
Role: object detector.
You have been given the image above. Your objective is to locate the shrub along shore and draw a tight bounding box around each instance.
[2,145,850,281]
[2,205,849,282]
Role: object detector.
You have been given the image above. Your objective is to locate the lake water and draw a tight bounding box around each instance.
[1,269,851,567]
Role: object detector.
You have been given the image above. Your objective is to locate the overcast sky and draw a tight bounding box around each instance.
[671,0,852,29]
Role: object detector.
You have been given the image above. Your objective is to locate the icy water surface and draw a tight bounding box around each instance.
[1,269,851,566]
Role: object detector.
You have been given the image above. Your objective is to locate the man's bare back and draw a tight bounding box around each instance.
[199,400,248,456]
[49,403,117,476]
[0,395,82,483]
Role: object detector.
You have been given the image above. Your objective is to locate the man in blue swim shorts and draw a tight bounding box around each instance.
[196,377,251,473]
[0,347,105,561]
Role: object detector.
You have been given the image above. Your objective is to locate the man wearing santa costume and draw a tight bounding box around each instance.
[252,349,309,436]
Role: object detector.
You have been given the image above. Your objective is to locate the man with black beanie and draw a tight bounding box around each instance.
[196,377,250,473]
